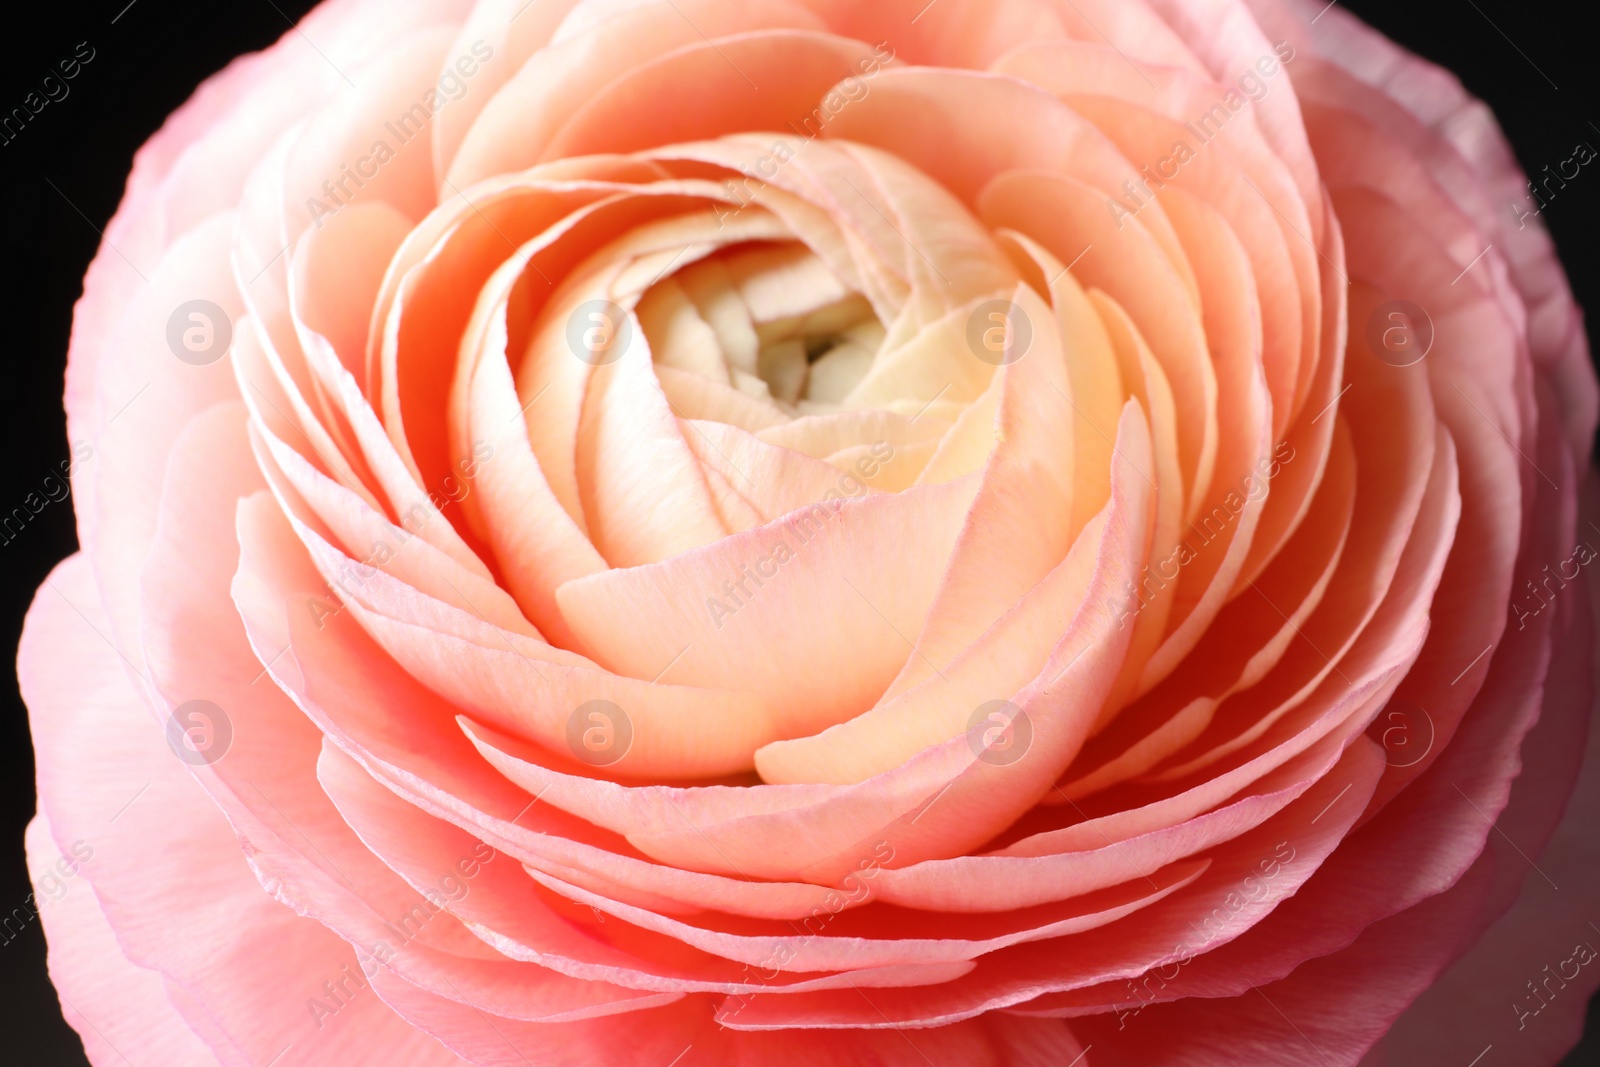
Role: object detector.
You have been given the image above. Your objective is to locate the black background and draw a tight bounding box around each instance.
[1,1,1596,1062]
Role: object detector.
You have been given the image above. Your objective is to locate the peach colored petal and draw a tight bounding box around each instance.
[979,171,1218,520]
[555,475,978,742]
[717,739,1384,1028]
[30,1,1600,1062]
[23,556,459,1066]
[446,0,831,186]
[249,495,780,778]
[25,814,219,1067]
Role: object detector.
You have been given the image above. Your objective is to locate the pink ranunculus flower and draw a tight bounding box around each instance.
[20,0,1600,1063]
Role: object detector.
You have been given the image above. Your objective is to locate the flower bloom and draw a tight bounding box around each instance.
[20,0,1600,1064]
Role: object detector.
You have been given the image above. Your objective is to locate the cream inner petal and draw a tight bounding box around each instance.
[640,239,888,415]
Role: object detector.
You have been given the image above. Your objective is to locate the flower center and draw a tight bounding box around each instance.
[638,239,885,414]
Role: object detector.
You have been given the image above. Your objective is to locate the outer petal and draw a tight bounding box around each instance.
[20,554,464,1066]
[24,816,218,1067]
